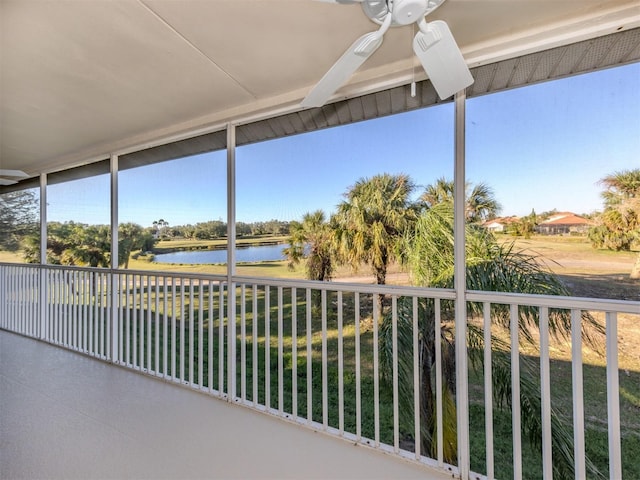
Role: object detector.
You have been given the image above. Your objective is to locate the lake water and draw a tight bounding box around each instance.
[153,244,288,264]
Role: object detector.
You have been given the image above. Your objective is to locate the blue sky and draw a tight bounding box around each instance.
[46,62,639,227]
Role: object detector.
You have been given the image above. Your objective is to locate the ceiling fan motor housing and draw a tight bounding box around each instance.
[362,0,446,26]
[393,0,428,25]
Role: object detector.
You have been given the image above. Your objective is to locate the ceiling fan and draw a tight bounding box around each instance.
[302,0,473,108]
[0,169,28,186]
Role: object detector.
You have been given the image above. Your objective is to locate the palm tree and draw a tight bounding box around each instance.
[333,173,418,286]
[381,202,605,479]
[283,210,334,281]
[420,177,501,223]
[590,168,640,278]
[599,169,640,207]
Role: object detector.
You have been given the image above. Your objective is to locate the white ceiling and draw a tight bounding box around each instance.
[1,0,639,178]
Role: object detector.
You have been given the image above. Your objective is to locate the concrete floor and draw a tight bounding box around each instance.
[0,330,453,480]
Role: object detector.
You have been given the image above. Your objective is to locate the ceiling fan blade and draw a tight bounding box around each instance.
[0,169,28,178]
[0,178,18,186]
[413,20,473,100]
[301,30,385,108]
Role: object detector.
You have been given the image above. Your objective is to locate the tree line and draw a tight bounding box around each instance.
[166,219,290,240]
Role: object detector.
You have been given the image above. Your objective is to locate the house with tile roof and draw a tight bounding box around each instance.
[536,212,594,235]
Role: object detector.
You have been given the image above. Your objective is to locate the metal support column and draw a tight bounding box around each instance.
[110,154,120,363]
[454,90,470,479]
[226,123,237,400]
[39,173,48,340]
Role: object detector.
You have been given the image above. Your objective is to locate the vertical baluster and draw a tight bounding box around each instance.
[139,275,145,368]
[265,285,270,410]
[63,271,69,346]
[321,289,328,430]
[180,278,185,382]
[484,302,495,480]
[20,267,24,333]
[11,267,21,333]
[171,278,177,380]
[189,278,195,385]
[155,276,160,375]
[337,291,344,436]
[291,287,298,419]
[278,286,284,415]
[12,268,18,332]
[147,275,152,371]
[117,273,123,361]
[538,307,552,480]
[392,295,399,453]
[373,293,380,446]
[73,270,78,349]
[207,280,214,390]
[7,267,12,332]
[125,274,131,366]
[435,298,443,466]
[218,284,224,395]
[240,284,246,400]
[31,268,36,337]
[99,272,104,356]
[34,268,39,337]
[25,269,30,336]
[571,309,585,479]
[107,272,112,360]
[0,267,5,330]
[8,267,13,331]
[413,296,420,460]
[198,279,204,387]
[606,311,622,480]
[133,274,139,367]
[22,269,28,335]
[18,268,24,333]
[26,269,30,335]
[252,284,258,405]
[51,270,55,342]
[511,303,522,480]
[64,271,73,348]
[306,288,312,425]
[56,270,61,344]
[88,271,93,353]
[162,277,168,377]
[355,293,361,441]
[12,267,17,332]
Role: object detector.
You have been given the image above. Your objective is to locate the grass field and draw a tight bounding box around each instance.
[97,235,640,479]
[107,279,638,479]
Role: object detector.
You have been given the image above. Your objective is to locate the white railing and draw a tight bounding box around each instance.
[1,262,637,480]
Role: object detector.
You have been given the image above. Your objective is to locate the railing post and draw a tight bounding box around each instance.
[454,89,470,479]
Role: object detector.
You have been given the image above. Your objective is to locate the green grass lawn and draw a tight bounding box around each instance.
[80,281,637,479]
